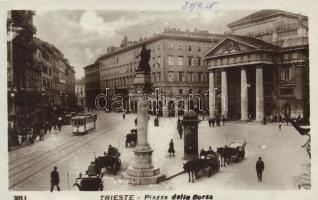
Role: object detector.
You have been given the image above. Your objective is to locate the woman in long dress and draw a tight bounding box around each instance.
[168,139,175,157]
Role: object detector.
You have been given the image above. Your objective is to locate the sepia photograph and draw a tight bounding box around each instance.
[4,0,314,196]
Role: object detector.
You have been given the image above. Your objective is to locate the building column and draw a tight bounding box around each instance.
[240,67,248,120]
[209,70,215,119]
[255,65,264,121]
[221,69,228,119]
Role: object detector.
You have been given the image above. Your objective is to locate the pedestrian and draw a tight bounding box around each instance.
[50,166,60,192]
[43,121,49,134]
[177,122,183,139]
[134,118,137,126]
[122,112,125,119]
[222,115,225,126]
[168,139,175,157]
[256,157,265,182]
[208,118,211,127]
[212,118,215,127]
[279,122,282,131]
[263,117,266,125]
[57,116,62,131]
[48,122,52,133]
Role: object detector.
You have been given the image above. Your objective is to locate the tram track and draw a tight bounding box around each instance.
[9,114,121,189]
[9,113,115,165]
[9,121,110,170]
[9,125,117,189]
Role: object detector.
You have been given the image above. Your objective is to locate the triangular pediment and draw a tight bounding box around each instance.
[205,37,259,58]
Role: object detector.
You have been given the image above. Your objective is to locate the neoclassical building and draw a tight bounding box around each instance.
[205,10,309,121]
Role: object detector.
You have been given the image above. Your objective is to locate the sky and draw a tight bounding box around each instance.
[33,9,257,79]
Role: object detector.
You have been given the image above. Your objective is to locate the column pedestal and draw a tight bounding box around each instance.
[125,72,165,185]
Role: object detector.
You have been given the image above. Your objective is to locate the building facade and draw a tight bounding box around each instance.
[75,78,86,108]
[98,28,223,116]
[84,61,100,111]
[7,10,76,146]
[205,10,309,121]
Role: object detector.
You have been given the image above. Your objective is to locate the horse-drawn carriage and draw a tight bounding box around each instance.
[217,140,246,166]
[94,147,121,175]
[125,129,137,147]
[183,152,220,183]
[73,174,103,191]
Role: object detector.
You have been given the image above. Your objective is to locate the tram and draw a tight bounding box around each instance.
[71,113,97,135]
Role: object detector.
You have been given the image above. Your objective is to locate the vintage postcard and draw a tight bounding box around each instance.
[0,0,317,200]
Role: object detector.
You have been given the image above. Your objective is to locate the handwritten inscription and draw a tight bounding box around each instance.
[182,0,218,12]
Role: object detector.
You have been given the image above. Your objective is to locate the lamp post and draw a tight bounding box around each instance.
[154,88,159,126]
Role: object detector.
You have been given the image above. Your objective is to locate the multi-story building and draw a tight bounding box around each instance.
[98,28,223,116]
[75,78,86,108]
[7,10,76,144]
[32,37,76,109]
[205,9,309,121]
[84,61,100,111]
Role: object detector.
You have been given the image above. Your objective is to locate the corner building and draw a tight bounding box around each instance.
[98,28,223,116]
[205,10,309,121]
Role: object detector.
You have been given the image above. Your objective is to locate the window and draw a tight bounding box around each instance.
[197,45,201,52]
[198,72,202,82]
[179,89,183,94]
[168,72,174,82]
[157,45,160,51]
[178,44,183,51]
[188,45,192,51]
[168,42,173,50]
[189,89,192,94]
[188,57,193,66]
[188,72,192,82]
[280,66,293,81]
[168,56,174,66]
[158,72,161,82]
[178,56,183,66]
[198,57,201,66]
[157,56,161,68]
[179,72,183,82]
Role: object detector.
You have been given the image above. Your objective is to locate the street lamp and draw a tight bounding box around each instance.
[154,88,159,127]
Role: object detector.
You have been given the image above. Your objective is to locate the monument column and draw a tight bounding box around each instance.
[240,67,248,121]
[221,69,228,118]
[209,70,215,119]
[255,65,264,121]
[126,45,165,185]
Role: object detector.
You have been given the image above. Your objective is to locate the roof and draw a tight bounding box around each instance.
[97,31,223,61]
[225,34,280,51]
[228,9,308,28]
[204,34,280,59]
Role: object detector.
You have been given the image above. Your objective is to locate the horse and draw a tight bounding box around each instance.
[183,159,211,183]
[216,147,229,167]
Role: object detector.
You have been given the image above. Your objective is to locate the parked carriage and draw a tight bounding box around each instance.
[94,148,121,175]
[217,140,246,166]
[71,113,97,135]
[183,152,220,183]
[73,175,103,191]
[125,129,137,147]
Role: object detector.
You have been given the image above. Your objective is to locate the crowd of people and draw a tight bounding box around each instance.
[9,116,64,150]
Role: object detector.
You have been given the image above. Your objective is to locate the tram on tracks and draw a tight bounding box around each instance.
[71,113,97,135]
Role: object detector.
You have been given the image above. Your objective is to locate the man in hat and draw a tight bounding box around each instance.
[256,157,265,182]
[50,166,60,192]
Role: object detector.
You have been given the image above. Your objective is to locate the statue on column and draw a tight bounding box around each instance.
[135,44,151,74]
